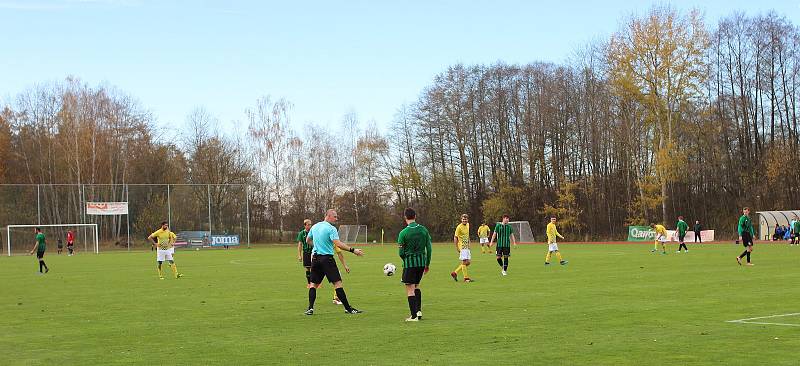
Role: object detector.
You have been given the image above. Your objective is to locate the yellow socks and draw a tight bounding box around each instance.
[157,267,164,278]
[545,252,552,263]
[556,252,563,261]
[453,264,463,274]
[462,265,469,279]
[171,263,179,278]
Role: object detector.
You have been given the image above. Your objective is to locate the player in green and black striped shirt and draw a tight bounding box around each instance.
[397,207,432,322]
[28,227,49,274]
[489,214,516,276]
[296,219,313,286]
[736,207,755,266]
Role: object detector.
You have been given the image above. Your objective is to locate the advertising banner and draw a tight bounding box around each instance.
[86,202,129,215]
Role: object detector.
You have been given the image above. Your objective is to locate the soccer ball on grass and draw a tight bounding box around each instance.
[383,263,396,276]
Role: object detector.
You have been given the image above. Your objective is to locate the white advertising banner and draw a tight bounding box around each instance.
[666,230,715,242]
[86,202,129,215]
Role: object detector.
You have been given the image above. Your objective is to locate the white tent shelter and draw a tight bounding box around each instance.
[756,210,800,240]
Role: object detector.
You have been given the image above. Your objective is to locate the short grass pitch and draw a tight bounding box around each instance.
[2,242,799,365]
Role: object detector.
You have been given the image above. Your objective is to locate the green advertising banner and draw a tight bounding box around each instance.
[627,226,656,241]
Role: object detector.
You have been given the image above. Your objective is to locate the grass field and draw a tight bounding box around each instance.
[2,242,800,365]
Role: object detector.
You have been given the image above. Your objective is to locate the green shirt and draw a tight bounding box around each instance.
[676,220,689,235]
[397,222,432,268]
[793,221,800,234]
[738,215,754,236]
[296,229,311,253]
[35,233,46,253]
[493,223,514,248]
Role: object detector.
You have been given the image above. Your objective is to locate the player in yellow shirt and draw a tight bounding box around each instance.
[545,217,568,265]
[477,222,491,254]
[450,214,472,282]
[147,221,182,279]
[650,223,668,254]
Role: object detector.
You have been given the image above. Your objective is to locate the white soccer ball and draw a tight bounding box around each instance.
[383,263,396,276]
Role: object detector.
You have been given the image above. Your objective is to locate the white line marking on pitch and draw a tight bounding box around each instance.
[727,313,800,327]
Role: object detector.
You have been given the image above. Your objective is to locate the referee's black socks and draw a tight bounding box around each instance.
[308,287,317,309]
[335,288,352,311]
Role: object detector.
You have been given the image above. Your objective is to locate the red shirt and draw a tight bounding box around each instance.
[67,232,74,243]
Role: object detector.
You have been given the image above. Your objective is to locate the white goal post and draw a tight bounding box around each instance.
[508,221,535,244]
[338,224,368,244]
[6,224,99,256]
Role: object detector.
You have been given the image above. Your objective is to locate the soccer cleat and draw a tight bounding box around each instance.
[661,252,666,255]
[345,308,363,314]
[676,250,681,253]
[736,257,742,265]
[45,268,49,273]
[650,249,656,253]
[560,260,568,265]
[405,316,419,322]
[175,273,183,279]
[501,270,507,276]
[304,308,314,315]
[450,272,458,281]
[416,311,422,320]
[545,262,550,265]
[464,278,473,283]
[745,263,754,266]
[159,276,165,280]
[332,298,343,305]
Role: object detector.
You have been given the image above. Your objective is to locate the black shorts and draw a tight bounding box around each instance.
[57,244,63,249]
[741,232,753,247]
[496,246,510,256]
[67,243,74,248]
[302,252,312,267]
[310,255,342,284]
[36,251,45,259]
[678,234,686,242]
[402,266,425,285]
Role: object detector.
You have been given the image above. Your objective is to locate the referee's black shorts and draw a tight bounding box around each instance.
[310,255,342,284]
[402,266,425,285]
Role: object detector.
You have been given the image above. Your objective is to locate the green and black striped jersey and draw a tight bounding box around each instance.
[493,223,514,248]
[398,222,432,268]
[296,229,312,253]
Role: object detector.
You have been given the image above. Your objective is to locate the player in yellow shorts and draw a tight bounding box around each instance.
[650,223,668,254]
[450,214,472,282]
[545,217,568,265]
[147,221,182,279]
[477,222,491,254]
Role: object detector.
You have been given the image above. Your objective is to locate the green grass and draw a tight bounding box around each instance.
[2,243,800,365]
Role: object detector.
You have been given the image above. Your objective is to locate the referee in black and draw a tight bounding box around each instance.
[736,207,755,266]
[397,208,432,322]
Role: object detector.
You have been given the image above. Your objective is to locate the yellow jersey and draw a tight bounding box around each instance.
[150,228,177,250]
[654,225,667,236]
[477,224,490,238]
[546,222,563,242]
[455,223,470,249]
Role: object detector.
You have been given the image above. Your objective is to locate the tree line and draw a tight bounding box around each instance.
[1,7,799,243]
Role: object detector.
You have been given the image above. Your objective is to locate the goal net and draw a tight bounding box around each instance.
[508,221,535,243]
[5,224,98,256]
[338,225,368,244]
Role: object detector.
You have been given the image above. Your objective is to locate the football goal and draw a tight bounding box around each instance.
[509,221,535,244]
[338,224,368,244]
[5,224,98,256]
